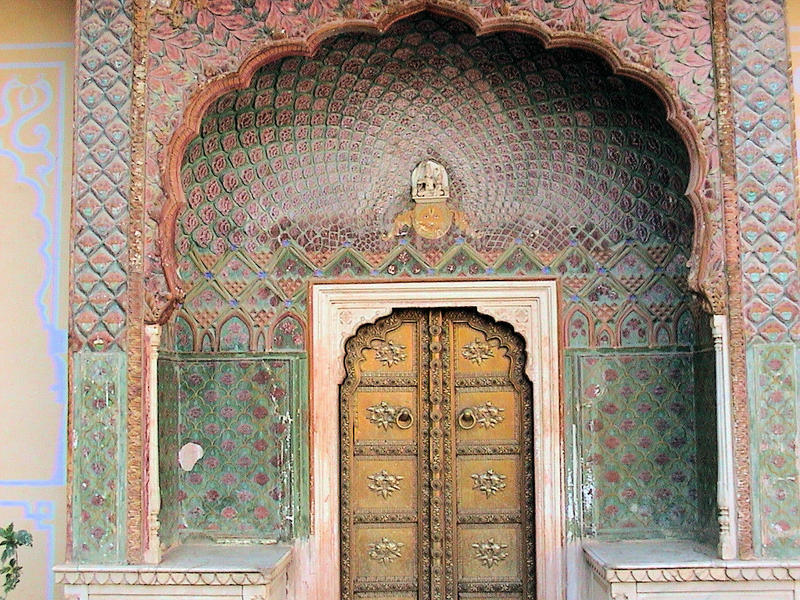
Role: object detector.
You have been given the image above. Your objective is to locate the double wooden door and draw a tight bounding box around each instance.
[340,308,534,600]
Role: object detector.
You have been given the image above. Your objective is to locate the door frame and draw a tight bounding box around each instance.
[291,279,563,600]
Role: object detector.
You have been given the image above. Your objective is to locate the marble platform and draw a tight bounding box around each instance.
[584,540,800,599]
[55,543,291,599]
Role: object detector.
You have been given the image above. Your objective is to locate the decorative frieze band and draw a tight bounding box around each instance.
[585,551,800,584]
[54,558,290,587]
[605,566,800,584]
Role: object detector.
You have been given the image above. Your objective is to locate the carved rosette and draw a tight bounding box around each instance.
[472,538,509,568]
[366,401,398,429]
[368,537,404,564]
[461,339,495,364]
[471,469,507,497]
[371,340,407,367]
[367,470,403,499]
[473,401,505,428]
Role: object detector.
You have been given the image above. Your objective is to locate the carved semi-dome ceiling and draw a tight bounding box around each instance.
[179,14,691,265]
[174,13,696,353]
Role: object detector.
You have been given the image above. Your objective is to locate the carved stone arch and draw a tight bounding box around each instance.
[675,306,696,346]
[199,330,215,352]
[563,304,593,348]
[595,323,615,348]
[169,313,196,352]
[154,3,715,325]
[616,304,654,347]
[270,312,307,351]
[217,311,253,352]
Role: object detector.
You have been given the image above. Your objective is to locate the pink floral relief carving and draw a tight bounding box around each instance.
[517,0,714,121]
[144,0,715,320]
[148,0,713,131]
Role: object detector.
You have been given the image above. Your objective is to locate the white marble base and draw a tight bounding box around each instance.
[584,540,800,599]
[55,544,291,600]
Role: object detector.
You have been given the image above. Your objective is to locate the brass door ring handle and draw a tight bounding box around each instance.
[395,407,414,429]
[458,407,476,430]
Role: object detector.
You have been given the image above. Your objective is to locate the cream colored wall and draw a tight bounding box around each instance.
[790,2,800,161]
[0,1,73,598]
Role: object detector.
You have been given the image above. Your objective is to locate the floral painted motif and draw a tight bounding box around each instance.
[219,315,249,351]
[158,357,299,541]
[471,469,507,497]
[472,538,509,568]
[372,341,407,368]
[575,352,698,536]
[461,339,495,365]
[367,470,404,499]
[272,314,305,350]
[368,537,404,564]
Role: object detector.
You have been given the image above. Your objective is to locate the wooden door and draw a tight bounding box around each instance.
[340,308,534,600]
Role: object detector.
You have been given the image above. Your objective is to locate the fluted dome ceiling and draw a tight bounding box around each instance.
[179,13,692,264]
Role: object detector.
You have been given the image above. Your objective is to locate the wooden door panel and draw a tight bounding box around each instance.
[358,321,417,374]
[354,388,418,444]
[342,309,532,600]
[353,456,417,514]
[454,389,518,445]
[457,524,522,582]
[456,456,520,514]
[453,323,511,375]
[354,523,418,580]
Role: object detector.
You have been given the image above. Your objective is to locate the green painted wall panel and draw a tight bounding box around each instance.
[71,351,127,563]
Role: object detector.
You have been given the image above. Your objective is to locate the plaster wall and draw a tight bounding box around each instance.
[790,3,800,160]
[0,1,74,598]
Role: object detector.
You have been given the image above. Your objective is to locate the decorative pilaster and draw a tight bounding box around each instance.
[69,0,134,566]
[712,315,737,559]
[71,0,133,350]
[726,0,800,557]
[142,324,161,564]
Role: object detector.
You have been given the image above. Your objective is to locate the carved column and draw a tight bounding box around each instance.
[713,315,737,559]
[142,324,162,564]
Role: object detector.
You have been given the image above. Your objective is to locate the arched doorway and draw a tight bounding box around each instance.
[154,11,717,600]
[340,308,534,599]
[306,280,560,600]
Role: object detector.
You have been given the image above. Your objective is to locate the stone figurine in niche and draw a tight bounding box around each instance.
[386,159,473,240]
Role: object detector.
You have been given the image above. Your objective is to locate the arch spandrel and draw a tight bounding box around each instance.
[147,2,722,324]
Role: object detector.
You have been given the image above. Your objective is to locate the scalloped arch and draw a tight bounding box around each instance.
[218,313,252,351]
[271,312,307,350]
[157,4,712,324]
[563,305,593,348]
[617,305,654,347]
